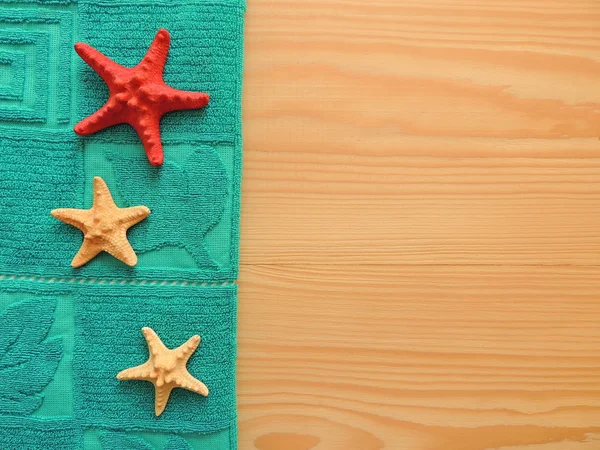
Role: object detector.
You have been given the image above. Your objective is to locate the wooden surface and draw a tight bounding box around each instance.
[237,1,600,449]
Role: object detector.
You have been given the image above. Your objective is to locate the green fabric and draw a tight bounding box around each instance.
[0,51,26,101]
[0,296,63,417]
[0,0,245,448]
[85,428,231,449]
[0,0,244,282]
[0,417,81,450]
[74,283,237,433]
[75,0,244,281]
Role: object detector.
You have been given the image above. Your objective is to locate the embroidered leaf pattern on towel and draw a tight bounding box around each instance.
[100,432,153,450]
[164,435,193,450]
[108,146,228,268]
[0,297,62,416]
[100,431,192,450]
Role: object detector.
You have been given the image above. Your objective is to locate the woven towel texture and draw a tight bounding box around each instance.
[0,417,81,450]
[0,131,84,272]
[0,0,244,282]
[0,0,244,448]
[74,283,237,433]
[75,0,244,281]
[0,297,63,417]
[85,428,230,449]
[0,278,238,448]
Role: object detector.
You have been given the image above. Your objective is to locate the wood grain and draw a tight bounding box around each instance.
[238,0,600,448]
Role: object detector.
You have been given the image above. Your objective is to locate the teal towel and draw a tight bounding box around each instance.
[0,0,245,448]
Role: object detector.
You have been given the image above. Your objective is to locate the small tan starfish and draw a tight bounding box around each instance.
[51,176,150,267]
[117,327,209,416]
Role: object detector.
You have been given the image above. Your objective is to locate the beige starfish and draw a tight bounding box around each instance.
[117,327,209,416]
[51,176,150,267]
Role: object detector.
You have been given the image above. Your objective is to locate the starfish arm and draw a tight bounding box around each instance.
[141,327,169,356]
[50,208,90,232]
[71,239,103,268]
[116,361,154,381]
[154,384,174,416]
[74,42,128,85]
[160,85,210,113]
[92,177,118,210]
[116,205,151,229]
[103,231,139,267]
[175,334,200,364]
[74,97,125,136]
[131,112,164,166]
[175,371,209,397]
[138,28,171,79]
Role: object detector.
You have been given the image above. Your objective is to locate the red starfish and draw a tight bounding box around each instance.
[74,29,210,166]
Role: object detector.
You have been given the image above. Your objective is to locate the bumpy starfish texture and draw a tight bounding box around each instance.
[74,28,210,166]
[51,177,150,267]
[117,327,209,416]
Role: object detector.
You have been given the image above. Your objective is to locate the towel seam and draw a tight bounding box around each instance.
[0,274,237,287]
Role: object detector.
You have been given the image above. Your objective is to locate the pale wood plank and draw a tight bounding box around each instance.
[238,265,600,449]
[242,0,600,265]
[240,0,600,448]
[241,185,600,267]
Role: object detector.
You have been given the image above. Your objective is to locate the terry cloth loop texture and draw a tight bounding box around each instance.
[74,283,238,434]
[0,0,245,282]
[0,278,238,447]
[0,0,245,449]
[0,418,81,450]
